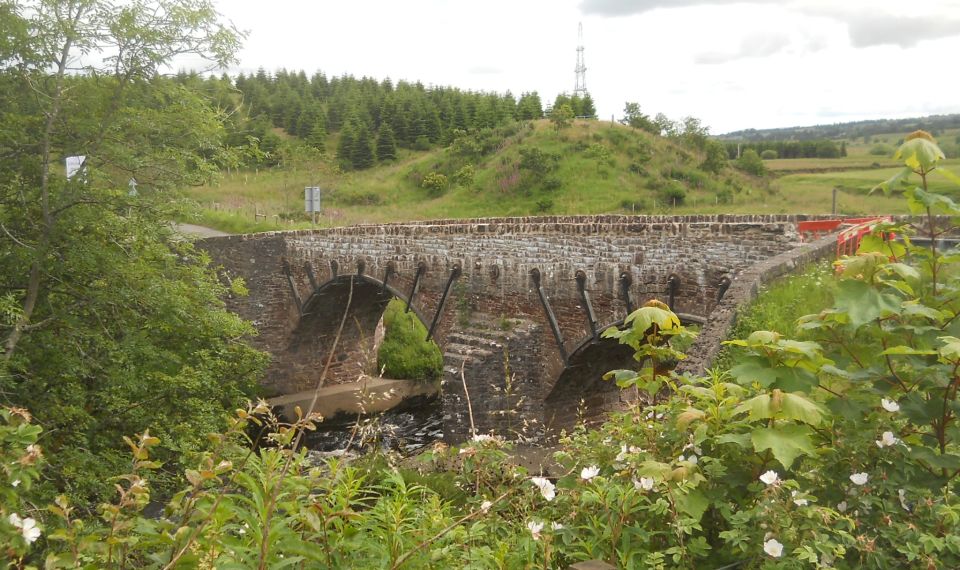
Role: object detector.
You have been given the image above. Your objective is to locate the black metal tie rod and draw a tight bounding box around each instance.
[575,270,598,341]
[405,261,427,314]
[426,264,462,342]
[532,268,568,364]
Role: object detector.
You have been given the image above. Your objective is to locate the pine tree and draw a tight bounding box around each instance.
[580,92,597,119]
[351,123,375,169]
[308,111,328,152]
[336,121,355,167]
[376,124,398,162]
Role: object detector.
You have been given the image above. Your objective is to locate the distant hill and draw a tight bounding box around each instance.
[720,114,960,142]
[188,119,771,231]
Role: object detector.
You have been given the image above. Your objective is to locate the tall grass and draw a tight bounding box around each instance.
[714,261,838,370]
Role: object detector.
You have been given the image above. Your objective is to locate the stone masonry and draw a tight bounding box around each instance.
[200,214,835,442]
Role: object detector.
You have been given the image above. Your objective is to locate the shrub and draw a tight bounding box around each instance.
[659,180,687,205]
[735,149,767,176]
[535,198,554,212]
[421,172,448,197]
[452,164,476,187]
[869,143,894,156]
[542,176,562,192]
[760,149,778,159]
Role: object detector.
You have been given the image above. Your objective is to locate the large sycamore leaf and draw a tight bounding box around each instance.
[895,136,945,172]
[834,280,900,329]
[871,166,912,196]
[623,306,681,334]
[735,390,827,426]
[905,187,960,216]
[752,424,816,469]
[675,489,710,521]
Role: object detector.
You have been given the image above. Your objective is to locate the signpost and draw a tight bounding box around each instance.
[65,155,86,180]
[304,186,321,224]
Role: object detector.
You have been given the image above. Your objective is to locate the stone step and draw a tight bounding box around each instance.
[462,326,516,343]
[446,332,505,350]
[443,342,494,360]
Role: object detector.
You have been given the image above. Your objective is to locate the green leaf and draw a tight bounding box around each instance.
[636,461,673,480]
[734,391,827,425]
[871,166,913,196]
[880,345,937,356]
[905,186,960,216]
[675,489,710,521]
[901,301,944,323]
[935,167,960,186]
[751,424,816,469]
[859,234,907,258]
[715,433,752,448]
[623,306,682,334]
[895,137,945,172]
[901,392,942,424]
[604,369,639,387]
[772,367,819,392]
[834,280,900,329]
[729,357,778,388]
[746,330,781,345]
[908,446,960,470]
[939,336,960,362]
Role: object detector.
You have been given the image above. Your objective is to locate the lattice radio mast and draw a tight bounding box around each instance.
[574,22,587,96]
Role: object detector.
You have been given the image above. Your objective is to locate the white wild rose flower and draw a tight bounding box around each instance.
[8,513,41,544]
[850,472,869,486]
[759,470,779,486]
[527,520,544,540]
[875,431,899,448]
[791,490,809,506]
[581,465,600,480]
[551,522,564,531]
[480,500,493,513]
[881,398,900,412]
[634,477,655,491]
[763,538,784,558]
[837,500,848,512]
[530,477,556,501]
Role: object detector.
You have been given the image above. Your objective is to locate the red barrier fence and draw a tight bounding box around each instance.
[797,217,893,258]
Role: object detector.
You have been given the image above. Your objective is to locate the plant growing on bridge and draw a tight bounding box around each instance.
[602,301,696,401]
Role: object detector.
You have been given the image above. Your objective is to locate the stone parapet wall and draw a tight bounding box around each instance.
[675,234,839,376]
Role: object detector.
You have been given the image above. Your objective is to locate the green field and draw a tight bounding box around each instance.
[182,121,960,232]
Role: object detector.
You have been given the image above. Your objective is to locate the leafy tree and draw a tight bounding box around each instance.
[0,0,263,503]
[735,149,767,176]
[653,113,676,137]
[376,123,397,162]
[550,104,574,131]
[701,139,729,173]
[620,102,656,133]
[679,116,709,150]
[517,91,543,120]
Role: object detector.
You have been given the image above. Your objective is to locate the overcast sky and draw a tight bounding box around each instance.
[210,0,960,134]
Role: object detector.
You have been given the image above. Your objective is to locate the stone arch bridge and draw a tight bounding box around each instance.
[200,214,825,442]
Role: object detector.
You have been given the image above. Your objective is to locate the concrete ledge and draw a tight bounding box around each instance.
[268,376,439,421]
[675,234,838,376]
